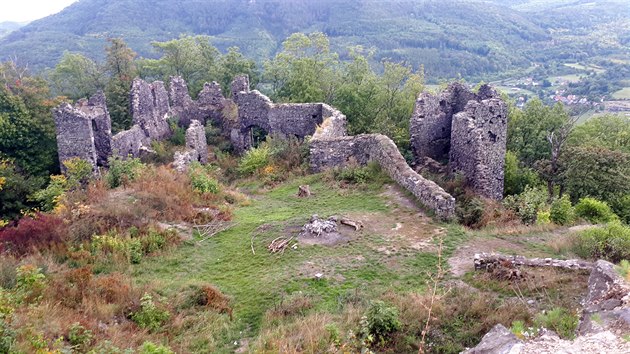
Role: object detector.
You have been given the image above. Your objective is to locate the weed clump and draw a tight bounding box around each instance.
[360,301,401,347]
[106,155,145,188]
[534,307,578,339]
[131,293,170,331]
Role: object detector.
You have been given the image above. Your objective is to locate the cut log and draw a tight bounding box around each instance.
[297,185,312,198]
[340,217,363,231]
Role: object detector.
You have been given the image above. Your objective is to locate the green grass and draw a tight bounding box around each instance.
[131,174,465,350]
[564,63,606,74]
[612,88,630,100]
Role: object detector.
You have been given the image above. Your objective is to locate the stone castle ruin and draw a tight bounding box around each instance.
[53,75,507,219]
[410,83,508,200]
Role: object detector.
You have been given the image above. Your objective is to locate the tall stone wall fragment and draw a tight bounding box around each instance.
[130,78,171,141]
[410,83,506,199]
[186,120,208,164]
[112,125,147,158]
[74,91,113,167]
[450,99,507,200]
[53,103,98,173]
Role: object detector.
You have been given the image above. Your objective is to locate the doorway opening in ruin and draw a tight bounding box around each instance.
[249,125,268,148]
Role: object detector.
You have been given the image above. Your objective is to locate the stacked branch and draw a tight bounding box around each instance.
[268,236,294,254]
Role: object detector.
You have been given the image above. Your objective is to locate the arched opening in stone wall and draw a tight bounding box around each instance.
[249,125,268,148]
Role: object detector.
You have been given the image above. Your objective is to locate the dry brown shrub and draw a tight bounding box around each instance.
[47,267,93,308]
[187,284,233,319]
[265,293,314,323]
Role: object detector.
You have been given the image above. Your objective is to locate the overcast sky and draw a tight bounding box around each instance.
[0,0,78,23]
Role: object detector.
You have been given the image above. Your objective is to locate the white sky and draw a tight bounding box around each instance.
[0,0,78,23]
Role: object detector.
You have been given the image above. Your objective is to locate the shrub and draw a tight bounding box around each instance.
[267,135,309,173]
[168,118,186,146]
[573,222,630,263]
[30,175,67,212]
[106,156,145,188]
[618,260,630,280]
[610,194,630,225]
[503,186,548,224]
[456,195,486,228]
[238,144,271,175]
[131,293,170,331]
[188,163,220,194]
[534,307,578,339]
[574,197,618,224]
[63,157,93,188]
[0,319,15,353]
[15,265,46,303]
[67,322,93,351]
[503,151,541,196]
[0,213,67,256]
[550,195,575,225]
[536,210,551,225]
[333,161,387,188]
[361,301,401,346]
[139,341,175,354]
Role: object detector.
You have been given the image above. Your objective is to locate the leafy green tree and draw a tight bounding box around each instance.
[568,115,630,153]
[139,35,220,95]
[105,38,138,132]
[507,99,569,168]
[49,52,106,99]
[264,32,339,103]
[217,46,259,94]
[563,146,630,204]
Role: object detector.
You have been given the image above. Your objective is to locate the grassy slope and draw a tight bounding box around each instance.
[131,174,465,350]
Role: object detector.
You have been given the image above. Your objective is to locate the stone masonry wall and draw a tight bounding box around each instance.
[310,130,456,219]
[410,83,507,200]
[53,103,99,173]
[130,78,171,141]
[73,91,112,167]
[450,99,508,200]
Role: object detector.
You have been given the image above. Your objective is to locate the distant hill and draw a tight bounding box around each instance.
[0,0,628,81]
[0,21,26,39]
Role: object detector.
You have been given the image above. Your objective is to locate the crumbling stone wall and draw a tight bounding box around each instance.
[229,75,335,152]
[310,130,455,220]
[130,78,171,141]
[54,91,114,172]
[410,83,507,200]
[450,99,508,200]
[173,120,209,172]
[112,125,146,158]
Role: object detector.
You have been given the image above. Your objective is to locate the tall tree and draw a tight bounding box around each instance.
[49,52,106,99]
[105,38,137,132]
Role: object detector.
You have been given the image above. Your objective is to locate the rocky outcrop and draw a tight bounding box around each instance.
[579,260,630,336]
[410,83,507,200]
[462,324,521,354]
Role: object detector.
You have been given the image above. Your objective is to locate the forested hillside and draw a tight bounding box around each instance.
[0,0,628,80]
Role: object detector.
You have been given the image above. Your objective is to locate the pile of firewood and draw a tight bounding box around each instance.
[267,236,294,254]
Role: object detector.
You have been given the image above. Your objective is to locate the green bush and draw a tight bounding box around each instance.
[456,195,486,228]
[503,151,541,196]
[131,293,170,331]
[106,156,145,188]
[534,307,578,339]
[68,322,93,351]
[361,301,401,346]
[188,162,220,194]
[168,118,186,146]
[334,161,387,187]
[30,175,67,212]
[536,210,551,225]
[550,195,575,225]
[139,341,174,354]
[63,157,93,188]
[238,144,270,175]
[611,194,630,225]
[503,186,548,224]
[0,319,15,354]
[573,222,630,263]
[575,197,618,224]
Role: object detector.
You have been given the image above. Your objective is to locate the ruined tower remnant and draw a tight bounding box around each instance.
[53,91,113,172]
[173,120,209,172]
[130,78,171,141]
[409,83,507,200]
[450,99,508,200]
